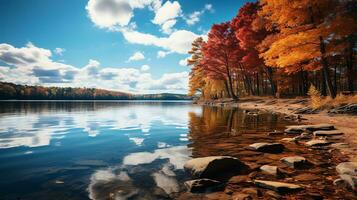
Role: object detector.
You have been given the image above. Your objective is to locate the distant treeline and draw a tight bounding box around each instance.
[0,82,191,100]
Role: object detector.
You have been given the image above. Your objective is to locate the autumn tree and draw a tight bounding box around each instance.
[187,37,206,97]
[231,2,276,96]
[258,0,357,98]
[200,22,242,100]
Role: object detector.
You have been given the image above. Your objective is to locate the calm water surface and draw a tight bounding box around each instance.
[0,101,290,200]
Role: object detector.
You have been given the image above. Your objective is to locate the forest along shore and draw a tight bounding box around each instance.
[197,97,357,162]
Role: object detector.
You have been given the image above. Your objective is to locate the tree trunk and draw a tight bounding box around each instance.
[224,80,231,98]
[347,39,354,92]
[243,77,250,95]
[266,67,276,97]
[246,76,254,95]
[256,73,260,96]
[319,36,336,98]
[225,65,237,100]
[321,69,327,96]
[299,70,304,96]
[334,65,337,95]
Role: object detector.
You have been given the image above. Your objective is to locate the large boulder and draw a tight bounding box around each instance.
[184,156,249,180]
[280,156,307,169]
[254,180,303,194]
[336,162,357,176]
[247,143,284,153]
[184,178,223,193]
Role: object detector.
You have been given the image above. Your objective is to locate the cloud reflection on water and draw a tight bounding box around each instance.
[88,145,191,200]
[0,103,201,149]
[123,146,190,169]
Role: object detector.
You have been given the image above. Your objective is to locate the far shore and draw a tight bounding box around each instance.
[196,97,357,162]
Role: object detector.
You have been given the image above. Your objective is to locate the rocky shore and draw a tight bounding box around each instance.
[177,98,357,199]
[197,97,357,162]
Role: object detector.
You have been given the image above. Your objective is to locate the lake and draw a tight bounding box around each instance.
[0,101,290,200]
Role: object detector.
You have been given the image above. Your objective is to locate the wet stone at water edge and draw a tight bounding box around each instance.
[280,156,308,169]
[247,143,285,153]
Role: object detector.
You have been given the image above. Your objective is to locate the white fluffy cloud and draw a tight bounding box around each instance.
[86,0,162,28]
[127,51,145,62]
[86,0,133,28]
[0,42,52,66]
[76,61,188,93]
[121,29,203,54]
[141,64,150,71]
[179,58,188,66]
[161,19,177,34]
[185,11,201,26]
[152,1,181,25]
[152,1,181,34]
[54,47,65,56]
[85,0,206,54]
[0,43,188,94]
[0,42,78,85]
[205,4,213,11]
[157,50,172,58]
[184,4,213,26]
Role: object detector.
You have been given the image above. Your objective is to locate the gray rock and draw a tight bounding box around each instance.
[305,139,332,147]
[294,107,318,114]
[285,124,334,134]
[336,162,357,176]
[247,143,284,153]
[304,124,335,132]
[184,156,249,179]
[329,104,357,114]
[280,156,307,168]
[260,165,278,176]
[333,174,357,190]
[254,180,303,194]
[293,132,312,140]
[284,126,305,134]
[313,130,343,136]
[184,178,223,193]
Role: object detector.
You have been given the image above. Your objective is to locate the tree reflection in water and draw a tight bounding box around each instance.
[187,106,289,158]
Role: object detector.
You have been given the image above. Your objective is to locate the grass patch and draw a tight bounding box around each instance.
[308,85,357,109]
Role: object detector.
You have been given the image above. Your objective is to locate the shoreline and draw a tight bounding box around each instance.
[197,97,357,162]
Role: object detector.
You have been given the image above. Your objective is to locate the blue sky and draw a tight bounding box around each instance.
[0,0,251,94]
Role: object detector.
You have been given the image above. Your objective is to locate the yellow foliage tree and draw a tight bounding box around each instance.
[187,37,206,97]
[258,0,357,98]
